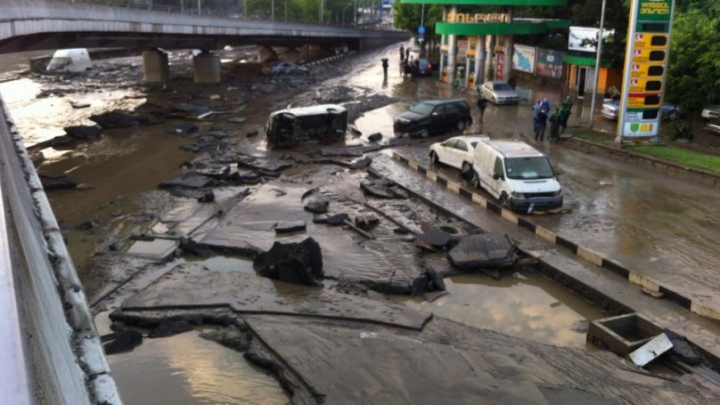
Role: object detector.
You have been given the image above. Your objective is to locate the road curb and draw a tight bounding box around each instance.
[391,152,720,323]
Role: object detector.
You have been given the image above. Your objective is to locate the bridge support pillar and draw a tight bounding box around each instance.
[142,49,169,82]
[193,51,221,83]
[258,47,279,63]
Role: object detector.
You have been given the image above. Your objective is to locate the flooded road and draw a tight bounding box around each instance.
[394,271,603,348]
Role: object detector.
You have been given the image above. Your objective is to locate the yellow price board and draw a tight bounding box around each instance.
[631,48,667,63]
[630,62,665,78]
[632,33,669,49]
[629,77,663,92]
[627,93,662,108]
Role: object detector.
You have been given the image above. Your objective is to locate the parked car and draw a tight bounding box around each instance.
[263,62,308,76]
[705,119,720,135]
[412,58,435,77]
[601,100,681,121]
[701,105,720,121]
[471,140,563,212]
[393,99,472,138]
[480,80,519,105]
[429,135,490,173]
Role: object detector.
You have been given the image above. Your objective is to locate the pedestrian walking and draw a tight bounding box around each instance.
[381,58,389,78]
[548,108,561,142]
[535,108,548,141]
[532,101,542,135]
[561,96,573,132]
[405,48,410,61]
[476,97,488,123]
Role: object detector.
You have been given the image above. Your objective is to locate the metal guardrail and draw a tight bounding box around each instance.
[39,0,399,31]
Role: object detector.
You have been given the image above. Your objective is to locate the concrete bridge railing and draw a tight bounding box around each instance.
[0,95,121,404]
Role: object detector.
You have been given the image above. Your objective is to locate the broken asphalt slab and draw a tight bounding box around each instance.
[447,233,517,270]
[120,262,430,330]
[159,171,215,189]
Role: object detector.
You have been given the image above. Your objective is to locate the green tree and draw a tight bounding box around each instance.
[665,8,720,114]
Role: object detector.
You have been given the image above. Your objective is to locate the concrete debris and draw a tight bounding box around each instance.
[414,228,453,251]
[173,103,210,114]
[228,117,247,124]
[388,185,409,199]
[349,125,362,136]
[448,233,517,270]
[103,330,143,355]
[394,227,411,235]
[367,132,382,142]
[350,156,373,170]
[148,318,198,338]
[196,165,231,179]
[361,180,396,199]
[199,325,252,352]
[312,214,328,223]
[411,268,446,297]
[159,171,215,189]
[40,174,77,191]
[275,220,307,234]
[197,191,215,203]
[629,333,673,367]
[90,110,145,129]
[664,329,702,366]
[253,238,324,286]
[354,215,379,230]
[50,135,77,148]
[64,125,102,140]
[326,213,349,226]
[304,200,329,214]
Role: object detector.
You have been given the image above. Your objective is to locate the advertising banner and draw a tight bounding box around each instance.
[568,26,615,53]
[536,49,564,79]
[512,45,536,74]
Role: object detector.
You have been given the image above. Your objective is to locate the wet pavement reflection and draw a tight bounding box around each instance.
[394,272,602,348]
[108,330,288,405]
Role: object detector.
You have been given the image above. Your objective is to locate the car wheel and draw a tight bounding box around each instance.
[419,128,430,138]
[472,171,482,189]
[430,151,439,164]
[456,120,466,131]
[499,193,509,209]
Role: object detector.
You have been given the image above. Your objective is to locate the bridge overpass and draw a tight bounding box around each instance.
[1,0,408,81]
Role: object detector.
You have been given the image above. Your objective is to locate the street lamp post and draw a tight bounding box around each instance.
[588,0,607,129]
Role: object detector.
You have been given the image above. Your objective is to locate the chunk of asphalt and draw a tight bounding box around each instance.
[275,220,307,234]
[304,200,330,214]
[197,191,215,203]
[159,171,214,189]
[326,213,349,226]
[447,233,517,270]
[360,181,395,199]
[367,132,382,142]
[355,215,380,230]
[394,227,412,235]
[103,329,143,355]
[350,156,373,170]
[254,237,324,286]
[148,319,196,338]
[664,329,702,366]
[414,228,453,250]
[64,125,102,140]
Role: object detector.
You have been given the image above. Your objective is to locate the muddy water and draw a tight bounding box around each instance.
[108,331,289,405]
[394,272,603,348]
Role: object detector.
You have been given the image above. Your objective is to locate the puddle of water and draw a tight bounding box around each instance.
[394,272,603,348]
[108,330,289,405]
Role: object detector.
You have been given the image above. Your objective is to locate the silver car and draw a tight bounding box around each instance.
[601,99,681,121]
[480,81,519,105]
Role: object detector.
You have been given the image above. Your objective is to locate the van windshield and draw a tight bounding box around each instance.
[505,157,555,180]
[410,103,434,115]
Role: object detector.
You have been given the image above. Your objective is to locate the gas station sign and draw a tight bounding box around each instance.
[617,0,674,141]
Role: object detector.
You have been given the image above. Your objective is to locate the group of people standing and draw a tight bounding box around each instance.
[399,45,419,78]
[532,96,573,142]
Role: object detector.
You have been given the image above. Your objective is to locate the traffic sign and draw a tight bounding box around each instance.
[418,26,425,34]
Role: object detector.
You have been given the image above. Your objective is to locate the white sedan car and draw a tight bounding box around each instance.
[480,80,519,104]
[429,135,489,173]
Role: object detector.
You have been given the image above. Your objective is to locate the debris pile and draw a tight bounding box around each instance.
[253,237,324,287]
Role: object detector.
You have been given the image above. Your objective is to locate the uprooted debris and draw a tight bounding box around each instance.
[275,220,307,234]
[411,268,446,296]
[304,200,329,214]
[664,329,702,366]
[64,125,102,140]
[40,174,77,191]
[354,215,379,231]
[148,316,200,338]
[447,233,517,276]
[253,237,324,287]
[199,324,252,352]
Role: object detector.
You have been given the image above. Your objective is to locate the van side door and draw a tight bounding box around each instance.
[486,156,506,198]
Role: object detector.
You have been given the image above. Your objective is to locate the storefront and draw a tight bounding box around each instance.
[402,0,570,88]
[563,54,622,98]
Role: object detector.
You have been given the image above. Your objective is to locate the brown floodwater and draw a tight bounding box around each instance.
[393,271,604,348]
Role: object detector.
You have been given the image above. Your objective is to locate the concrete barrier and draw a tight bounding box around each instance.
[392,152,720,323]
[0,96,121,404]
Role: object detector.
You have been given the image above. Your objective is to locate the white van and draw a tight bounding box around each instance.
[46,49,92,73]
[471,140,563,211]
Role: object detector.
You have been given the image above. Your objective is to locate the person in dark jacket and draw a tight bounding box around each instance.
[548,108,561,142]
[400,45,405,61]
[535,108,548,141]
[476,97,488,123]
[561,96,573,132]
[381,58,389,78]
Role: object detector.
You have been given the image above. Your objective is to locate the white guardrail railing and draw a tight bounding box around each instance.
[0,95,121,404]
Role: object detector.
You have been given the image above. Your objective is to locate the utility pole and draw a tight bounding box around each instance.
[588,0,607,129]
[285,0,288,21]
[420,3,425,57]
[354,0,357,27]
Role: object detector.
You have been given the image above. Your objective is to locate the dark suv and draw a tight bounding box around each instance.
[393,99,472,138]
